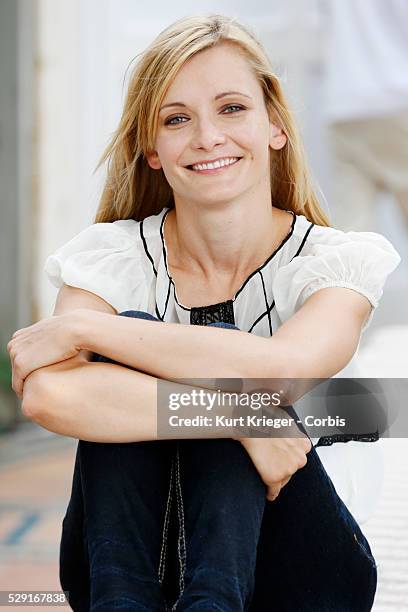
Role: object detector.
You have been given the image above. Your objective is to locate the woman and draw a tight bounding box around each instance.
[8,14,401,611]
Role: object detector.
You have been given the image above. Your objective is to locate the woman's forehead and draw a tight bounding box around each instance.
[162,46,260,103]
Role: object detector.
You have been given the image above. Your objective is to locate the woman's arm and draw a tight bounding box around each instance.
[21,285,371,427]
[72,309,292,380]
[271,287,371,378]
[20,284,240,442]
[73,286,372,383]
[22,358,236,443]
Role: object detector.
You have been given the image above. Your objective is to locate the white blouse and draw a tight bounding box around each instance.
[44,206,401,523]
[44,206,401,334]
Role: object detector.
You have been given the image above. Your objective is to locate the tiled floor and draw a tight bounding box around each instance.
[0,425,76,611]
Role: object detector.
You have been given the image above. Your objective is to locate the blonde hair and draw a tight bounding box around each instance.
[94,14,331,227]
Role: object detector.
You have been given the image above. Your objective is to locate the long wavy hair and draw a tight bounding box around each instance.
[94,14,331,227]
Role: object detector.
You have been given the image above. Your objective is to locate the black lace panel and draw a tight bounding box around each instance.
[190,300,235,326]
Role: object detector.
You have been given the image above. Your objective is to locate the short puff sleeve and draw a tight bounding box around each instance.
[44,220,147,314]
[272,229,401,333]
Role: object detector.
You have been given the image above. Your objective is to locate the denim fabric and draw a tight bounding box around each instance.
[60,310,377,611]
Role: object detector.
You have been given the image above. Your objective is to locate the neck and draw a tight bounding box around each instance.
[164,196,289,284]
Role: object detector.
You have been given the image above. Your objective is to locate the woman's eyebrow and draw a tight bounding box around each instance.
[159,91,252,112]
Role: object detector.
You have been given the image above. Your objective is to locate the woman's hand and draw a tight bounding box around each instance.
[7,311,84,400]
[236,435,312,502]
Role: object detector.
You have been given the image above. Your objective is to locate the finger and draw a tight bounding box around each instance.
[12,368,22,400]
[302,437,312,453]
[11,368,22,401]
[7,338,22,362]
[12,358,26,401]
[9,349,15,373]
[15,376,24,401]
[12,328,26,339]
[266,484,281,502]
[7,338,16,355]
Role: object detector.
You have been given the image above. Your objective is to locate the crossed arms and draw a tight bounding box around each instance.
[14,283,371,443]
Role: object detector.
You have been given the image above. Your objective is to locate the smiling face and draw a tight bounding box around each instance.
[146,42,286,208]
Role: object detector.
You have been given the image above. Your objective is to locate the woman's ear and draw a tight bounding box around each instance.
[269,122,287,150]
[145,150,162,170]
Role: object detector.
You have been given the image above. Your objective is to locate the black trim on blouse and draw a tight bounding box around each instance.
[140,219,158,277]
[234,210,297,301]
[290,221,315,262]
[258,270,273,336]
[247,220,315,333]
[156,277,172,322]
[140,217,162,319]
[248,299,275,333]
[315,431,379,447]
[160,210,192,313]
[155,304,163,321]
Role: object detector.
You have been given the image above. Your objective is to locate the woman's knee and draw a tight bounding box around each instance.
[118,310,161,322]
[207,321,240,330]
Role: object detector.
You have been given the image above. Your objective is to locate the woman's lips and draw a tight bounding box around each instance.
[186,158,242,174]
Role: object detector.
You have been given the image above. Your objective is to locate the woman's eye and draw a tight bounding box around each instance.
[165,115,188,126]
[222,104,245,114]
[164,104,245,126]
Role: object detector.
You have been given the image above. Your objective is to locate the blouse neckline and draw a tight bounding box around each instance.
[159,207,297,312]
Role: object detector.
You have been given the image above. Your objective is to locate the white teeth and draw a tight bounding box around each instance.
[191,157,239,171]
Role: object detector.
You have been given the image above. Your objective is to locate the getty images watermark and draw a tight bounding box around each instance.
[166,386,300,433]
[157,377,408,440]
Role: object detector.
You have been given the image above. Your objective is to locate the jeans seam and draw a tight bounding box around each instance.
[352,532,378,570]
[158,451,176,585]
[171,443,187,611]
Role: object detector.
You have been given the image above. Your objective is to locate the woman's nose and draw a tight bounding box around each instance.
[190,117,227,151]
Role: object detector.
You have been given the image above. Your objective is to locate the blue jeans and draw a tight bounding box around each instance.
[60,310,377,611]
